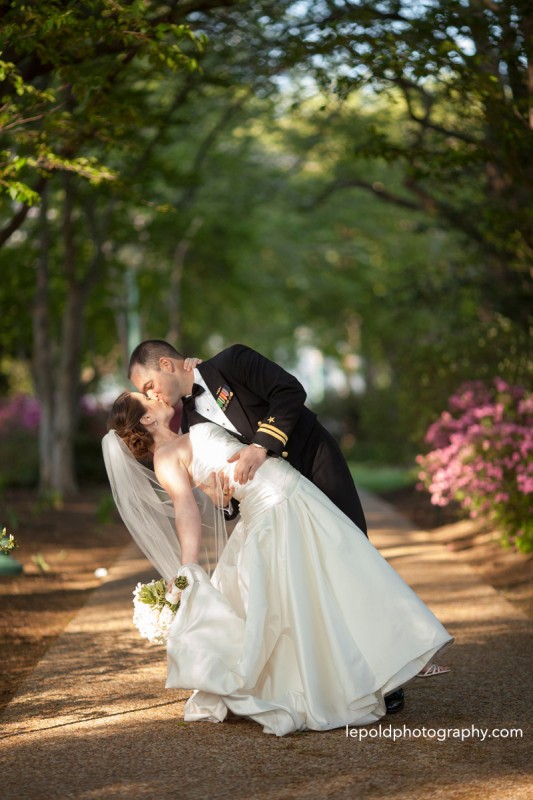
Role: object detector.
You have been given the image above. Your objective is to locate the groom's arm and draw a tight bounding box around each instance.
[220,344,309,456]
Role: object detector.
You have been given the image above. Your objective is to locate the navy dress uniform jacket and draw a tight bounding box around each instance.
[183,344,367,535]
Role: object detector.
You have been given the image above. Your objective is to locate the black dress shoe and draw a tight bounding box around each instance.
[385,688,405,714]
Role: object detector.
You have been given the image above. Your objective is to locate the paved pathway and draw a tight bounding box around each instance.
[1,492,531,799]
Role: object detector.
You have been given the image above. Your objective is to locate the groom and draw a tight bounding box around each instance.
[128,340,367,533]
[128,340,405,713]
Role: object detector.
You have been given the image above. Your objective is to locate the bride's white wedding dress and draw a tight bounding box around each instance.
[165,423,452,736]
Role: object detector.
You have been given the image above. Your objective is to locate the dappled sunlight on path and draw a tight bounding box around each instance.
[1,492,531,800]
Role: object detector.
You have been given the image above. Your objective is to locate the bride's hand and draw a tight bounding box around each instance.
[198,470,234,507]
[183,357,203,371]
[165,580,182,604]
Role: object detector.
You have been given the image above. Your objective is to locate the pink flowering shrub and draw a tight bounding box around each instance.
[417,378,533,553]
[0,394,41,432]
[0,393,105,433]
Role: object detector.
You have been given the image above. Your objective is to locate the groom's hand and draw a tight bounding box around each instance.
[228,445,267,484]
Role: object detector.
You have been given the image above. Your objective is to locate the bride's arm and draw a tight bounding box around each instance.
[153,440,201,565]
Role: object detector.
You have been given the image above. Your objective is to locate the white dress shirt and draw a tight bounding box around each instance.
[189,368,239,434]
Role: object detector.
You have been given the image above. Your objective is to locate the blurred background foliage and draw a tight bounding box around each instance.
[0,0,531,496]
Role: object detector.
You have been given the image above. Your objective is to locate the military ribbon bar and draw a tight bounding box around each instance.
[215,384,233,413]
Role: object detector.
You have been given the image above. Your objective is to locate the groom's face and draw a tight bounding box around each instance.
[130,358,186,407]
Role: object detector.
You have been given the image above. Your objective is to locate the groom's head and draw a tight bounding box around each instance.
[128,340,191,406]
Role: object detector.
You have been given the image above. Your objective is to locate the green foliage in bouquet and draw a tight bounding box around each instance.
[137,576,189,612]
[0,527,17,555]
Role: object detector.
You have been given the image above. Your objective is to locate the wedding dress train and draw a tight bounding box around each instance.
[165,423,452,736]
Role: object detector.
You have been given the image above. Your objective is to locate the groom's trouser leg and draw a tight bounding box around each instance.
[298,425,368,536]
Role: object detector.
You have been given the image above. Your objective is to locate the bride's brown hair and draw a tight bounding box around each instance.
[108,392,154,461]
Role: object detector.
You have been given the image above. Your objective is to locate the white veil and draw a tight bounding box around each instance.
[102,430,227,581]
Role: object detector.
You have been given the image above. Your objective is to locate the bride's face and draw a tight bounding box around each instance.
[132,392,175,427]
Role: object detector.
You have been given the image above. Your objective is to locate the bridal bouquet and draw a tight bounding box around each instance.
[132,575,188,644]
[0,528,17,555]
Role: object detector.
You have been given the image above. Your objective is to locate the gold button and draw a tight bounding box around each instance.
[282,451,288,458]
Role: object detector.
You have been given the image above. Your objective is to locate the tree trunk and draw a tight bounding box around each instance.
[125,266,141,359]
[32,187,55,492]
[33,175,99,498]
[52,284,83,496]
[49,174,82,496]
[167,217,203,345]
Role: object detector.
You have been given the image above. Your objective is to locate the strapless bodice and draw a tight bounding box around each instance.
[189,422,300,518]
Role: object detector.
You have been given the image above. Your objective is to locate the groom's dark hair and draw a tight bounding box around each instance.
[128,340,185,378]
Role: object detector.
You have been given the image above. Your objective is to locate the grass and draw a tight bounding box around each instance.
[348,463,417,494]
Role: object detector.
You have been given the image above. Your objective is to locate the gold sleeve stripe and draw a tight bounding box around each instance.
[259,428,288,446]
[258,424,288,444]
[259,423,288,442]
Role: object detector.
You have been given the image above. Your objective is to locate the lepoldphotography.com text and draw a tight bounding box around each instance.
[346,725,524,742]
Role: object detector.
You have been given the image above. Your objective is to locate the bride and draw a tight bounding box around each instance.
[102,390,452,737]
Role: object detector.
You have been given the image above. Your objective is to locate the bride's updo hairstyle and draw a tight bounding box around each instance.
[108,392,154,461]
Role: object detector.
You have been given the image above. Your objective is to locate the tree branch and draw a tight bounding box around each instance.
[0,175,48,246]
[305,177,423,212]
[396,78,482,146]
[175,88,252,210]
[402,177,492,250]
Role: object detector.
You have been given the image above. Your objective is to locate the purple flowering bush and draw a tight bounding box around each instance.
[0,395,40,486]
[0,394,41,432]
[0,393,104,434]
[417,378,533,553]
[0,393,108,486]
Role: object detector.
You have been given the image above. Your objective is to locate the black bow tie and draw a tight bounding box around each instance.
[182,383,205,409]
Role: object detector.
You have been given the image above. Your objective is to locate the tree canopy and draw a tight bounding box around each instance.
[0,0,531,490]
